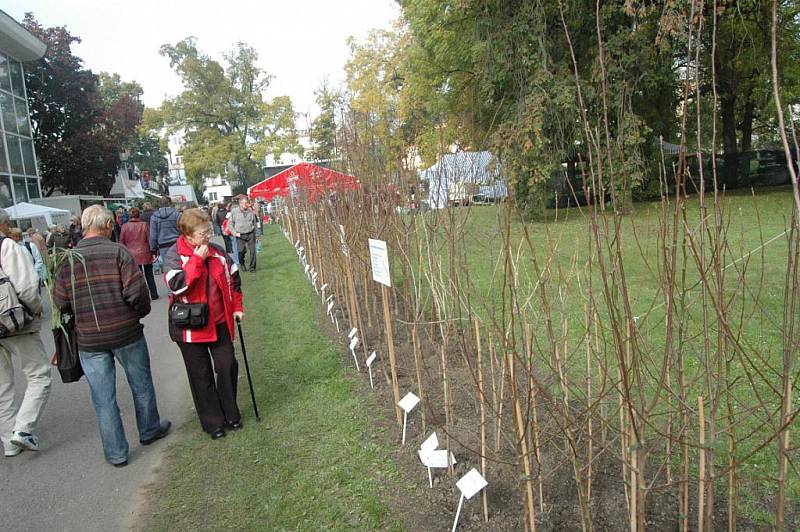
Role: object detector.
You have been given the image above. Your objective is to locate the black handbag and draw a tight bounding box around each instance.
[169,302,209,329]
[52,315,83,383]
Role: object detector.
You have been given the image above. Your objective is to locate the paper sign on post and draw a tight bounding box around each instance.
[348,327,358,339]
[368,238,391,287]
[456,468,488,500]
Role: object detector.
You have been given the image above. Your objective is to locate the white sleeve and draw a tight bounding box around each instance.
[1,239,43,315]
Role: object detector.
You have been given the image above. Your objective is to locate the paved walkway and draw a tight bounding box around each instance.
[0,276,192,532]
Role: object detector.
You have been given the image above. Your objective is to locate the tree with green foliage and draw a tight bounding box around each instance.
[22,13,142,196]
[252,95,304,163]
[158,39,269,190]
[310,82,340,162]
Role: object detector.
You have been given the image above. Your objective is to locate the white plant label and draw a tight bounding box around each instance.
[294,240,300,248]
[420,432,439,455]
[348,327,358,339]
[423,449,457,469]
[349,336,359,351]
[368,238,391,287]
[456,468,488,500]
[398,392,420,413]
[304,264,310,275]
[327,294,334,303]
[327,301,334,313]
[366,351,376,388]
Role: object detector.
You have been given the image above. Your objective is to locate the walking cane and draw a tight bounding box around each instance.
[236,318,261,421]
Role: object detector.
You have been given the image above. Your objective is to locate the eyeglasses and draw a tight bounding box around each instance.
[194,227,212,238]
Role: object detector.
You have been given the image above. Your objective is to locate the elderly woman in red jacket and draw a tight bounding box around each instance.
[162,208,244,439]
[119,207,159,300]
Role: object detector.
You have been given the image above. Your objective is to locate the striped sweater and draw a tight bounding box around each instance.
[53,236,151,351]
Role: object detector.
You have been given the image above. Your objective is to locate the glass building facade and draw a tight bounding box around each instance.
[0,53,39,207]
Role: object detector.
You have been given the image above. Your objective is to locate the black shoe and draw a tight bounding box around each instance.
[140,420,172,445]
[225,420,243,431]
[210,428,226,439]
[112,460,128,468]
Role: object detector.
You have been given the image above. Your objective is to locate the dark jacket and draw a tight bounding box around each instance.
[163,236,243,344]
[141,209,154,224]
[119,218,152,265]
[68,224,82,248]
[53,236,151,351]
[149,207,180,251]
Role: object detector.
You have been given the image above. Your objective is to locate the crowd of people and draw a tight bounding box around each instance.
[0,195,264,468]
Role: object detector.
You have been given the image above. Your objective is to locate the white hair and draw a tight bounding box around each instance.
[81,205,114,233]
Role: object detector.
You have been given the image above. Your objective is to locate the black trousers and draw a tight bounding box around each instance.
[141,264,159,298]
[237,231,257,271]
[177,323,241,432]
[222,234,233,254]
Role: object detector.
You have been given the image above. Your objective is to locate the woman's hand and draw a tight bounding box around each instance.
[194,244,209,259]
[233,311,244,322]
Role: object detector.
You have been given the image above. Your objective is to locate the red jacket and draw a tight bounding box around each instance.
[119,218,152,265]
[162,236,243,343]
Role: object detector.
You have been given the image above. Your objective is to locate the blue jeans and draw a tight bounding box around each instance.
[79,335,162,464]
[230,235,239,264]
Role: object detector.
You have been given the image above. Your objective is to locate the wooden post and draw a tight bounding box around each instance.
[475,318,489,523]
[698,395,706,532]
[381,284,402,426]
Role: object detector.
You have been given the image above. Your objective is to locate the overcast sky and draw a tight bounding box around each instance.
[7,0,400,120]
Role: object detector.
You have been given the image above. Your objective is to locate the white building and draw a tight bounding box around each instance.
[0,12,46,208]
[167,132,187,185]
[263,127,312,174]
[202,175,232,204]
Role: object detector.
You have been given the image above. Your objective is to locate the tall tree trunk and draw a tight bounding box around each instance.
[719,95,739,188]
[739,97,754,153]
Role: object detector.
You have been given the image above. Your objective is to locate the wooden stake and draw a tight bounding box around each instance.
[698,395,706,532]
[381,284,402,426]
[475,318,489,523]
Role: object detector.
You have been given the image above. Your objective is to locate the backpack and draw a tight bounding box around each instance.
[0,237,33,337]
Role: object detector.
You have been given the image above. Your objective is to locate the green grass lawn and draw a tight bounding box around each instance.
[140,228,402,531]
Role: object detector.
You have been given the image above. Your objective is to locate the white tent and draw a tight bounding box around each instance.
[6,202,71,230]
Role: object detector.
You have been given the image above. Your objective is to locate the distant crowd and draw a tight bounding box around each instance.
[1,195,267,467]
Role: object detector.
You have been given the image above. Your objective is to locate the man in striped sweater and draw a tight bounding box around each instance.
[53,205,171,467]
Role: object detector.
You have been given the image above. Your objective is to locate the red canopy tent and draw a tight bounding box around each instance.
[247,162,360,203]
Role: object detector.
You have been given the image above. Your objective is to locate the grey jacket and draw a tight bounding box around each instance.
[230,208,257,235]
